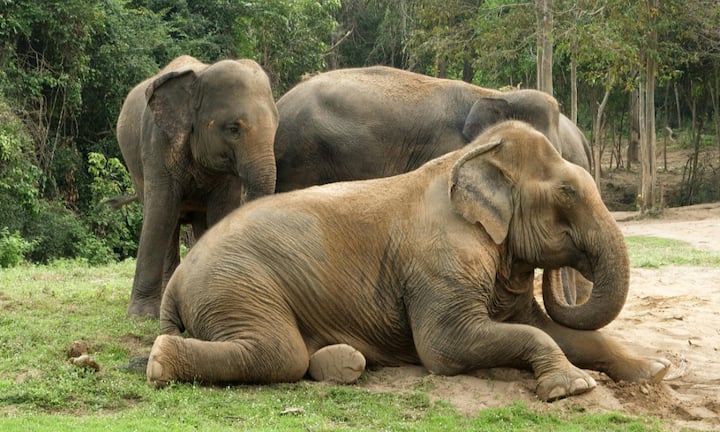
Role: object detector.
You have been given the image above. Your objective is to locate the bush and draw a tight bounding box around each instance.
[85,152,141,260]
[22,201,115,265]
[0,228,35,267]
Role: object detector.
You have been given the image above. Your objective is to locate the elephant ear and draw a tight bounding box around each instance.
[146,68,197,151]
[449,139,513,245]
[462,97,513,141]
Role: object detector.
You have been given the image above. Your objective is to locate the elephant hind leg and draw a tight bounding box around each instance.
[147,331,309,388]
[308,344,366,384]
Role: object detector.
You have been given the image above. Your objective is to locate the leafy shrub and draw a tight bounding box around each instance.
[22,201,114,265]
[0,99,43,223]
[0,228,35,267]
[85,152,141,260]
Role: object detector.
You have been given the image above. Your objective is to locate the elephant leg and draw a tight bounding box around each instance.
[190,217,207,244]
[146,327,309,388]
[526,300,670,383]
[162,221,181,295]
[560,268,593,305]
[128,181,182,318]
[206,178,244,227]
[414,316,596,402]
[307,344,366,384]
[560,267,577,304]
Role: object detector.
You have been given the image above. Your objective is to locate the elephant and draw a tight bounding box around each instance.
[273,65,578,193]
[273,66,592,305]
[116,55,279,318]
[146,121,670,401]
[463,91,592,174]
[557,113,592,173]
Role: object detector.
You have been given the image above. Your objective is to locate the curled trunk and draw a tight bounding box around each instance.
[542,227,630,330]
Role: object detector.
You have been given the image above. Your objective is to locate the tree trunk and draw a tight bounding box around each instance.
[536,0,554,95]
[711,62,720,166]
[570,52,578,125]
[462,58,474,83]
[593,82,613,191]
[628,90,639,169]
[639,0,658,213]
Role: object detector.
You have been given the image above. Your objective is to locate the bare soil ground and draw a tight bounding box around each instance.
[357,203,720,431]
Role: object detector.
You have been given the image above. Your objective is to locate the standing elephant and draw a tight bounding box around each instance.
[147,121,669,401]
[557,113,592,173]
[273,66,563,192]
[116,55,279,318]
[274,65,591,305]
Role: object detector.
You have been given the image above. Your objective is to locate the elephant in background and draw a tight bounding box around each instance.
[273,65,563,192]
[147,121,669,401]
[116,55,279,318]
[558,113,592,173]
[274,65,591,304]
[464,93,592,173]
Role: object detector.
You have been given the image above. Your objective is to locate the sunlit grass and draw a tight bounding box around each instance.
[625,235,720,268]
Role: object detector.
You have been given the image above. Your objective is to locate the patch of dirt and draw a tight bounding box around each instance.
[357,204,720,431]
[120,334,156,357]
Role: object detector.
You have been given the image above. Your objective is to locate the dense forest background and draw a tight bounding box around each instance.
[1,0,719,266]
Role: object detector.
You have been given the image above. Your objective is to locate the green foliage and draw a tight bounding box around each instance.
[0,260,668,431]
[85,152,141,261]
[0,228,35,268]
[234,0,340,94]
[0,99,43,216]
[21,201,114,265]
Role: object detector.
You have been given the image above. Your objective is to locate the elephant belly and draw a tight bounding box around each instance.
[299,318,420,367]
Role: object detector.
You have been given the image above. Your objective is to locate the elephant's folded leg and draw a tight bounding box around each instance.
[536,318,670,384]
[416,318,596,402]
[307,344,366,384]
[146,333,309,387]
[523,300,670,383]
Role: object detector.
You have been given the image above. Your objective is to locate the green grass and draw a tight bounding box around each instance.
[626,235,720,268]
[0,256,683,431]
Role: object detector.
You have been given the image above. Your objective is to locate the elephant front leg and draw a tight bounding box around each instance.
[415,316,597,401]
[128,183,182,318]
[527,301,671,383]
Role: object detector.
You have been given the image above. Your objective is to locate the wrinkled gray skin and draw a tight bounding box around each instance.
[116,55,279,318]
[274,66,591,305]
[557,113,592,172]
[468,105,592,173]
[274,66,562,191]
[148,121,669,402]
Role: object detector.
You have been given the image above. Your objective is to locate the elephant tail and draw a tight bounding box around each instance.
[98,194,139,210]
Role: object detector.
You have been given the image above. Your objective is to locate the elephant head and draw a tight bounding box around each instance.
[146,59,279,201]
[450,122,628,330]
[462,90,562,155]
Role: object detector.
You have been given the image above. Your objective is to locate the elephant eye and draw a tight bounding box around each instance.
[560,184,576,195]
[226,123,242,135]
[557,183,577,205]
[225,119,249,138]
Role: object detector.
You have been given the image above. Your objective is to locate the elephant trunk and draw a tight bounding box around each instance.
[239,152,277,203]
[541,216,630,330]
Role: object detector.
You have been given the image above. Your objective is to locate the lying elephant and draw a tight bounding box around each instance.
[116,55,279,317]
[146,121,669,401]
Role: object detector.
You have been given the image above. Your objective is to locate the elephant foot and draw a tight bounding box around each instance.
[308,344,366,384]
[536,364,597,402]
[147,335,181,388]
[606,357,671,384]
[127,299,160,318]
